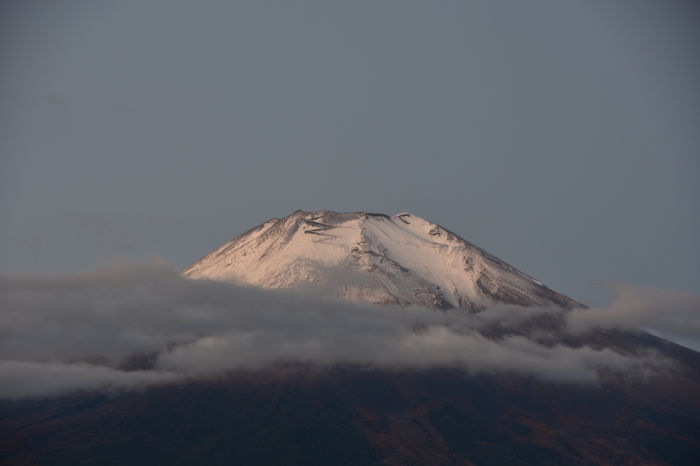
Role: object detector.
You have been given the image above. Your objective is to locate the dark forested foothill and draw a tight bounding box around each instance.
[2,337,700,466]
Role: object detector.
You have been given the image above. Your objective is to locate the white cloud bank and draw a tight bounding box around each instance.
[0,261,697,399]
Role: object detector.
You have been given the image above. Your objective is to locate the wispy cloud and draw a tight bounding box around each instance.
[567,282,700,348]
[0,262,695,399]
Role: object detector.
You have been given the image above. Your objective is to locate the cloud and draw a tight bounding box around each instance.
[567,282,700,349]
[0,262,694,399]
[0,361,179,400]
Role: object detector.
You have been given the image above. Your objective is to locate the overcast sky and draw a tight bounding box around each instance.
[1,1,698,305]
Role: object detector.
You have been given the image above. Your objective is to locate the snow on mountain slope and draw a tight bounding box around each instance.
[183,211,580,312]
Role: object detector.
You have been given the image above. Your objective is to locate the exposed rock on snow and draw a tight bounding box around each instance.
[183,210,579,311]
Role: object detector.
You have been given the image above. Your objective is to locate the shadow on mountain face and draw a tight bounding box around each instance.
[2,333,700,466]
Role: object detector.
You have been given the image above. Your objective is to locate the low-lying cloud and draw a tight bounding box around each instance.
[0,261,697,399]
[567,282,700,347]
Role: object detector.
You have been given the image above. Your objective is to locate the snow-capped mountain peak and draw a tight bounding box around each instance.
[183,210,579,311]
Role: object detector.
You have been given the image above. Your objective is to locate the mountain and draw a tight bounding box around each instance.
[2,210,700,465]
[2,348,700,465]
[184,210,578,312]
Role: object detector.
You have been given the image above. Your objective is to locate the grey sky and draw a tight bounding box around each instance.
[1,1,699,305]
